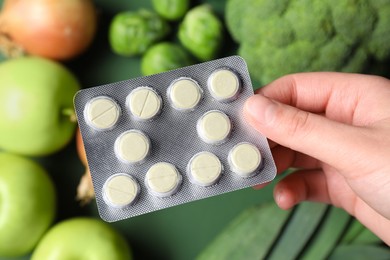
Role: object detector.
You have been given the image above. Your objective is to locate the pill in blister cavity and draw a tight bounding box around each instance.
[145,162,182,197]
[84,96,120,130]
[197,110,232,144]
[228,142,262,177]
[188,152,222,187]
[126,86,162,120]
[168,77,202,111]
[114,130,151,164]
[74,56,277,222]
[208,68,241,102]
[103,173,140,208]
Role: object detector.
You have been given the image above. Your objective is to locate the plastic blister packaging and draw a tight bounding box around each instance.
[74,56,276,222]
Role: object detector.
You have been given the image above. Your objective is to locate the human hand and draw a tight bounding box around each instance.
[244,72,390,244]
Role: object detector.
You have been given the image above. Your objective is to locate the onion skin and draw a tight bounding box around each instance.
[76,128,95,205]
[0,0,97,60]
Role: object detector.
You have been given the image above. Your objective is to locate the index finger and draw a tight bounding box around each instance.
[256,72,389,125]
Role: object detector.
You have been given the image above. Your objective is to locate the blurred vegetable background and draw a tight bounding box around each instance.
[0,0,389,259]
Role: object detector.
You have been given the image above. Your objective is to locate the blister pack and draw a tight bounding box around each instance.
[74,56,276,222]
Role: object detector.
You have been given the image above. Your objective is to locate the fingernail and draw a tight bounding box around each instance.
[245,95,277,126]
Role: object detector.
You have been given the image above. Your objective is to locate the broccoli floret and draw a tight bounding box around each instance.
[285,0,333,46]
[226,0,390,84]
[226,0,289,43]
[330,0,376,45]
[367,6,390,61]
[311,36,352,71]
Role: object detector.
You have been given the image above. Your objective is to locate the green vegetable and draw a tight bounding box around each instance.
[196,203,291,260]
[301,207,350,260]
[268,202,328,260]
[178,4,224,61]
[141,42,193,75]
[226,0,390,84]
[152,0,190,21]
[198,202,390,260]
[109,9,170,57]
[328,245,390,260]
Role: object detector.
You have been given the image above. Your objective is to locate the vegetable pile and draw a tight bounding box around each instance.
[108,0,224,75]
[226,0,390,84]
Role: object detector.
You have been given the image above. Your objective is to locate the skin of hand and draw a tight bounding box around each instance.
[243,72,390,245]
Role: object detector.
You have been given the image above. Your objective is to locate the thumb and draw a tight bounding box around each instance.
[244,94,367,171]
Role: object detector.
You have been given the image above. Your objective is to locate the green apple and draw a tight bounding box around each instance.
[0,153,56,257]
[0,56,80,156]
[32,217,132,260]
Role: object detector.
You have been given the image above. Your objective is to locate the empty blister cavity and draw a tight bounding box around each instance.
[145,162,182,197]
[114,130,151,164]
[167,77,202,111]
[197,110,232,144]
[208,68,241,102]
[188,152,222,187]
[84,96,120,130]
[228,142,262,177]
[103,173,140,208]
[127,86,162,120]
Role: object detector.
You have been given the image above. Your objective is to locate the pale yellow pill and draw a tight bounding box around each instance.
[208,69,240,102]
[103,174,139,208]
[168,78,202,111]
[197,110,232,144]
[228,142,262,177]
[188,152,222,186]
[114,130,150,164]
[146,162,181,197]
[84,96,120,130]
[127,87,162,120]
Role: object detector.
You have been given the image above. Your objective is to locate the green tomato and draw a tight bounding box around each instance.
[152,0,190,21]
[109,9,170,57]
[141,42,193,75]
[0,153,56,257]
[32,217,132,260]
[0,57,80,156]
[178,4,224,61]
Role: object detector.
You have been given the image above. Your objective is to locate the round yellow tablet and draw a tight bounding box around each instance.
[197,110,232,144]
[103,174,139,208]
[127,87,162,120]
[208,69,240,102]
[114,130,151,164]
[145,162,181,197]
[84,96,120,130]
[228,142,262,177]
[168,78,202,111]
[188,152,222,186]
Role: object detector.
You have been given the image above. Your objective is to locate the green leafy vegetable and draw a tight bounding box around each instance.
[268,202,328,260]
[301,207,350,260]
[328,245,390,260]
[196,203,291,260]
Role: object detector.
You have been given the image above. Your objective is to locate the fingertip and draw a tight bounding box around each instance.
[274,183,297,210]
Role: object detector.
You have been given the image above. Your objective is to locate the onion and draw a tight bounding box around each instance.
[76,128,95,205]
[0,0,97,60]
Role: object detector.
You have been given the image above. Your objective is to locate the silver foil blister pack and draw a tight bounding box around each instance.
[74,56,276,222]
